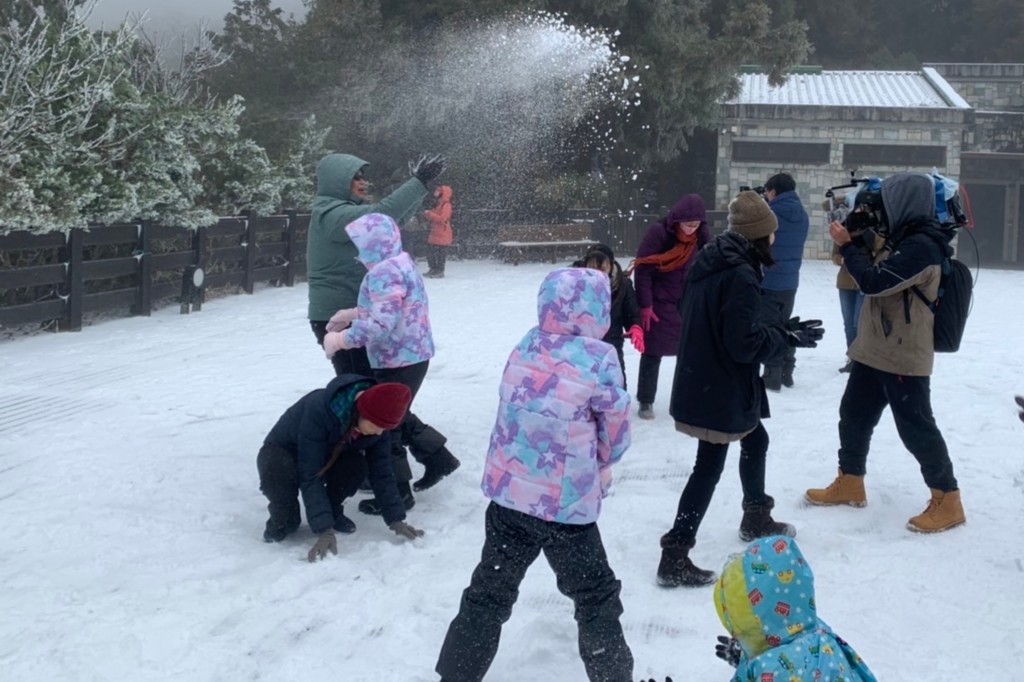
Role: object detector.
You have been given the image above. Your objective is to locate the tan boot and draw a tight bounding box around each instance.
[907,489,965,533]
[804,469,867,507]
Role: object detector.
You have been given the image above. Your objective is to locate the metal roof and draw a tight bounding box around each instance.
[724,70,971,109]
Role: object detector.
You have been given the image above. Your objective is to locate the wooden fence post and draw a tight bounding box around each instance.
[135,220,153,316]
[193,224,207,311]
[65,228,84,331]
[284,210,298,287]
[242,210,256,294]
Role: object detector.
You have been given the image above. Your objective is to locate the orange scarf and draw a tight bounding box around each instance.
[628,228,699,274]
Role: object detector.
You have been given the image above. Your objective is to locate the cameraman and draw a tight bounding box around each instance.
[805,172,965,534]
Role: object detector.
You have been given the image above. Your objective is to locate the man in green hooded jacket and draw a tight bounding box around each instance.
[307,152,445,375]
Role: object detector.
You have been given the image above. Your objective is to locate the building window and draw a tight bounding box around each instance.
[843,144,946,167]
[732,141,831,164]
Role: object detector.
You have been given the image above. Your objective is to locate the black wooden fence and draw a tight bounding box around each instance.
[0,212,309,332]
[1,208,729,333]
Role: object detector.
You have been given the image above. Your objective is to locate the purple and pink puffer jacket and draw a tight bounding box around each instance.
[343,213,435,369]
[482,268,631,525]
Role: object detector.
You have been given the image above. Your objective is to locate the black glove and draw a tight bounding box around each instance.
[409,153,447,185]
[784,316,824,348]
[307,531,337,563]
[715,635,742,668]
[637,678,673,682]
[389,520,425,540]
[1015,395,1024,423]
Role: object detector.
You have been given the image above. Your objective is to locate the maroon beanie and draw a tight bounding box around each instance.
[356,383,412,430]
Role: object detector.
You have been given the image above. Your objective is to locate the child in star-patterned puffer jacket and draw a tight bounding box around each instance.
[713,535,877,682]
[435,267,634,682]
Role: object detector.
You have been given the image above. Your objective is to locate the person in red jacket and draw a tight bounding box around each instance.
[424,185,453,278]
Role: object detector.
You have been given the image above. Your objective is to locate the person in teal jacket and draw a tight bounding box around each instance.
[712,535,877,682]
[306,152,445,375]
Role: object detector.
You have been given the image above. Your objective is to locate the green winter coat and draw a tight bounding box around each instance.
[306,153,429,320]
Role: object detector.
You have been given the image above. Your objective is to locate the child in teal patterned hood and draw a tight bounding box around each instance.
[713,535,877,682]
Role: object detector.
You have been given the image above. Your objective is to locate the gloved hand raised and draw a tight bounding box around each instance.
[323,331,355,358]
[1015,395,1024,423]
[715,635,742,668]
[784,316,824,348]
[307,531,337,563]
[638,307,659,332]
[326,307,358,332]
[389,521,425,540]
[627,325,645,353]
[409,154,447,185]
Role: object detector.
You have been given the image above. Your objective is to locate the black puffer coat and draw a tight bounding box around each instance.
[264,374,406,532]
[669,232,790,437]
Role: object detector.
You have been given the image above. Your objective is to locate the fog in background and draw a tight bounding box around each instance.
[85,0,307,34]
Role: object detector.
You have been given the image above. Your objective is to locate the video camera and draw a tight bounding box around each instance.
[823,170,972,235]
[739,184,766,196]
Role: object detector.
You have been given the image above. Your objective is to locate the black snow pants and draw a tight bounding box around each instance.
[257,442,366,532]
[373,360,449,483]
[837,361,958,491]
[435,502,634,682]
[663,421,771,545]
[310,320,372,377]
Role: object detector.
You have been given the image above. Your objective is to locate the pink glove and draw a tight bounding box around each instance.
[627,325,645,354]
[323,331,354,358]
[638,307,659,332]
[326,307,358,332]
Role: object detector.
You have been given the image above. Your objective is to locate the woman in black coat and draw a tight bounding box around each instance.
[656,191,824,588]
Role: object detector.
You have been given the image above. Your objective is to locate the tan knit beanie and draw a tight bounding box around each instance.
[728,191,777,241]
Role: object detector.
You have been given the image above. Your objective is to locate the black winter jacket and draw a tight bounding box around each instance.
[669,232,790,436]
[265,374,406,532]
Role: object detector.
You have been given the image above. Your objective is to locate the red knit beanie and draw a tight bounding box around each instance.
[356,382,412,430]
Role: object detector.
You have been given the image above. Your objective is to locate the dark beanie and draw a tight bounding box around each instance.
[728,191,777,241]
[356,383,412,430]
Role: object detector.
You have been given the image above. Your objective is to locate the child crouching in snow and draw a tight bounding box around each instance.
[257,376,424,563]
[434,267,634,682]
[711,535,876,682]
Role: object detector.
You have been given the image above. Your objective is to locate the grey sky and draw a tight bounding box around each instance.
[86,0,307,33]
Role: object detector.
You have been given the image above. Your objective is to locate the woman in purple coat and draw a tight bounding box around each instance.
[631,194,710,419]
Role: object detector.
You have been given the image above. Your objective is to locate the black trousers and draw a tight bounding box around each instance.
[427,244,448,273]
[374,361,448,483]
[761,288,797,372]
[436,502,633,682]
[837,362,958,491]
[636,353,661,404]
[664,422,770,545]
[310,320,372,377]
[257,443,366,529]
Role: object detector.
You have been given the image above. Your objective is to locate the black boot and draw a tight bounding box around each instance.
[333,507,357,534]
[412,447,461,492]
[656,534,716,587]
[262,515,300,543]
[782,366,795,388]
[738,495,796,542]
[358,482,416,515]
[762,366,782,392]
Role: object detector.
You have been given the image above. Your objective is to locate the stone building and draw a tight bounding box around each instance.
[715,67,971,260]
[928,63,1024,268]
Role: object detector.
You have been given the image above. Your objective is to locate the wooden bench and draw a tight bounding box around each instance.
[496,224,598,265]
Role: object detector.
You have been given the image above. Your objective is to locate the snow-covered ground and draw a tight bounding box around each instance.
[1,257,1021,681]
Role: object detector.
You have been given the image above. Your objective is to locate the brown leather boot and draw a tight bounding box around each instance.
[739,496,797,542]
[656,534,716,588]
[805,468,867,507]
[907,489,966,533]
